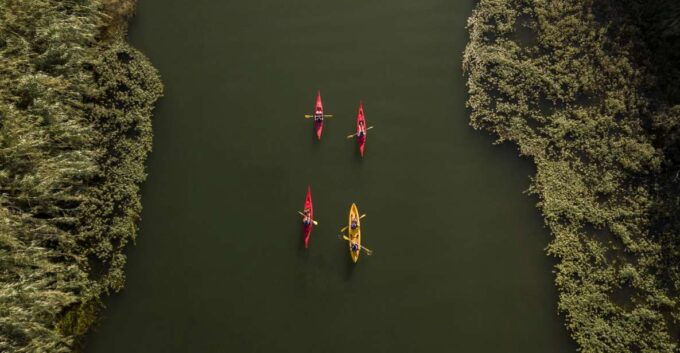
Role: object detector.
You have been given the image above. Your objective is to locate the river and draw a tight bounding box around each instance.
[87,1,575,352]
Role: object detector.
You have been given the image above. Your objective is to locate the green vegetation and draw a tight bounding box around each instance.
[464,0,680,351]
[0,0,161,351]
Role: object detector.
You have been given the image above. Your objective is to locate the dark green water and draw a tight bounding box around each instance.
[88,1,575,352]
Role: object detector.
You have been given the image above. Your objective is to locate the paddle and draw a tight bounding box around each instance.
[340,214,366,232]
[346,126,374,139]
[297,211,318,225]
[304,115,334,118]
[339,235,374,255]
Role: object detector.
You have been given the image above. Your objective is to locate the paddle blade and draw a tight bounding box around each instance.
[304,115,313,118]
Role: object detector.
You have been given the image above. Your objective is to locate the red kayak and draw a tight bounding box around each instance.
[356,101,367,157]
[313,91,324,140]
[302,185,314,248]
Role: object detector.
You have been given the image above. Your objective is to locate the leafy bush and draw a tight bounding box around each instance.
[464,0,680,351]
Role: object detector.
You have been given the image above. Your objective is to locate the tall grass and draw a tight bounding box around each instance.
[0,0,162,351]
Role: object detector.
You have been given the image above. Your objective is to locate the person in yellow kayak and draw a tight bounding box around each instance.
[348,215,359,252]
[351,242,360,252]
[302,208,311,226]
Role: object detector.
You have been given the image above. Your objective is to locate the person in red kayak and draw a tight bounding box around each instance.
[302,208,311,226]
[357,120,366,138]
[314,108,323,123]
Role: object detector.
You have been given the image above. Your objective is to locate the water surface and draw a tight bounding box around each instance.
[88,1,575,352]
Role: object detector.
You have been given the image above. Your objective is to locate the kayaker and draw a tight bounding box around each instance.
[357,120,366,137]
[351,243,360,252]
[302,209,311,226]
[350,217,358,230]
[314,108,323,122]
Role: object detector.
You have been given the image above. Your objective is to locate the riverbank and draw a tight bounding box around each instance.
[0,1,161,351]
[464,0,680,351]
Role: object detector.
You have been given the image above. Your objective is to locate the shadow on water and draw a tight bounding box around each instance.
[296,227,309,259]
[344,252,356,281]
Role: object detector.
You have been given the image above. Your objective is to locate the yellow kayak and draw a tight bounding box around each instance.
[348,203,361,263]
